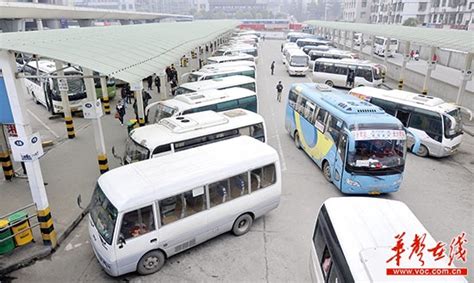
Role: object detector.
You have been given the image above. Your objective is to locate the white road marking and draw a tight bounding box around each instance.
[271,110,287,172]
[27,109,60,138]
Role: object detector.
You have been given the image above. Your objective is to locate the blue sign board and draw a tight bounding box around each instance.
[0,76,14,124]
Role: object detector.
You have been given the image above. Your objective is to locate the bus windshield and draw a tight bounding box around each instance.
[174,87,193,95]
[152,103,176,123]
[347,139,406,173]
[90,185,118,245]
[124,137,150,164]
[188,73,201,82]
[291,56,308,67]
[373,67,383,81]
[444,108,463,138]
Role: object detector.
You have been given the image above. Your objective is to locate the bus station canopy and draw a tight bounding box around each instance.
[305,20,474,54]
[0,2,193,21]
[0,20,238,83]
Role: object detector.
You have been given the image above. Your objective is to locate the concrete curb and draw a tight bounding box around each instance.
[0,208,89,276]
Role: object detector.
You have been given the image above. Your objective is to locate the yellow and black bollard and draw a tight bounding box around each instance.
[0,151,14,181]
[102,97,111,115]
[98,154,109,174]
[422,89,428,95]
[138,118,145,127]
[64,116,75,139]
[37,207,57,248]
[398,80,403,90]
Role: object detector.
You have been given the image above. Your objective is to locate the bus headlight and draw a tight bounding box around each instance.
[346,178,360,187]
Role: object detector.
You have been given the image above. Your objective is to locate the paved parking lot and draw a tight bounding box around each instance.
[4,39,473,282]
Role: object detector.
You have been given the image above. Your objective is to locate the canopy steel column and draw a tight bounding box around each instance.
[370,35,375,60]
[100,77,110,115]
[358,34,364,58]
[422,46,436,95]
[337,30,341,49]
[0,50,56,247]
[350,31,355,52]
[398,41,411,90]
[456,53,473,105]
[343,31,347,51]
[332,29,336,45]
[54,60,75,139]
[135,88,145,126]
[83,68,109,174]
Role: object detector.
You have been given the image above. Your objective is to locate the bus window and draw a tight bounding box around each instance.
[296,96,307,115]
[315,107,328,132]
[250,123,265,142]
[174,136,209,152]
[370,97,397,115]
[251,164,276,192]
[152,144,172,157]
[395,110,410,127]
[238,96,257,112]
[337,134,348,162]
[217,100,239,111]
[288,90,299,108]
[327,115,343,142]
[334,64,348,75]
[209,180,230,206]
[229,173,249,198]
[182,189,206,217]
[242,70,256,78]
[304,101,316,123]
[120,205,155,240]
[239,83,256,91]
[409,111,443,142]
[355,66,373,82]
[321,246,332,279]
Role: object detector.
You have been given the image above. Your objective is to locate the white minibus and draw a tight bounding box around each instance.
[295,38,333,49]
[308,49,355,68]
[174,75,256,95]
[120,109,266,164]
[281,44,300,64]
[313,58,384,88]
[89,136,281,276]
[185,66,255,83]
[310,197,467,282]
[349,87,472,157]
[374,36,399,57]
[145,87,258,124]
[214,45,259,62]
[201,60,256,71]
[206,54,255,64]
[20,59,87,114]
[284,48,309,76]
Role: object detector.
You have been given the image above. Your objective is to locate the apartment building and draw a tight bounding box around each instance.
[427,0,474,30]
[342,0,372,23]
[370,0,430,24]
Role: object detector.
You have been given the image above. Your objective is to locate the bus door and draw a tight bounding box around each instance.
[395,109,410,127]
[333,132,348,188]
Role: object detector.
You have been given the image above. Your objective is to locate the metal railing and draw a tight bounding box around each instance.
[0,203,39,244]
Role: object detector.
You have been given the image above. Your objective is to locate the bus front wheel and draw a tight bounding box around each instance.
[322,161,331,183]
[232,213,253,236]
[137,250,166,275]
[414,144,429,157]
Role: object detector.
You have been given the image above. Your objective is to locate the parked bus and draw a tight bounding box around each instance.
[310,197,467,282]
[287,33,321,43]
[20,60,86,114]
[295,38,333,49]
[185,66,255,83]
[174,75,256,95]
[284,48,310,76]
[201,60,256,71]
[119,109,266,164]
[281,43,300,64]
[373,36,399,57]
[89,136,281,276]
[146,87,258,124]
[349,87,472,157]
[206,54,255,64]
[308,49,355,68]
[213,45,258,62]
[312,58,384,88]
[285,83,420,194]
[302,45,331,55]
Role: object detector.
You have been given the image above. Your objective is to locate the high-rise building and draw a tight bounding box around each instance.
[370,0,430,25]
[427,0,474,30]
[342,0,372,23]
[208,0,268,16]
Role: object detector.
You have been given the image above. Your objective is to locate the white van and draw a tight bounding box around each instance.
[281,43,300,64]
[374,36,399,57]
[207,54,255,64]
[89,136,281,276]
[284,48,309,76]
[310,197,467,282]
[145,87,258,124]
[214,45,259,62]
[175,75,256,95]
[185,66,255,83]
[121,109,266,164]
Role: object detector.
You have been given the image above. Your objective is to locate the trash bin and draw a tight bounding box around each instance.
[8,211,33,246]
[0,219,15,254]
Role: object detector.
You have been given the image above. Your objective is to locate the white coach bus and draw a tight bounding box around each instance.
[89,136,281,276]
[174,75,256,96]
[120,109,266,164]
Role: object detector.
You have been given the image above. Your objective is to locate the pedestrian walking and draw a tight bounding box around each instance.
[271,61,275,75]
[165,66,172,82]
[410,50,414,60]
[346,68,355,88]
[154,75,161,94]
[171,64,178,83]
[146,75,153,91]
[276,81,283,102]
[115,99,126,126]
[142,89,152,109]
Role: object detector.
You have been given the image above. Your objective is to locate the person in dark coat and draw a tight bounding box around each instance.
[165,66,172,82]
[154,74,161,94]
[276,81,283,102]
[146,75,153,90]
[346,69,355,88]
[271,61,275,75]
[170,78,178,96]
[116,99,126,126]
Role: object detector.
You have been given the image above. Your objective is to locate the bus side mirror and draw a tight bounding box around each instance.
[118,234,126,248]
[405,128,420,154]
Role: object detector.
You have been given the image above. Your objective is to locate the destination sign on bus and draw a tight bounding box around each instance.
[352,130,406,141]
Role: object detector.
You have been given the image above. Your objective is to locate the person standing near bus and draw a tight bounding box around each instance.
[276,81,283,102]
[154,74,161,94]
[271,61,275,75]
[116,99,126,126]
[346,69,355,88]
[146,75,153,91]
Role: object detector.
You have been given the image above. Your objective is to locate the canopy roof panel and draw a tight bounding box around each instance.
[305,20,474,54]
[0,2,193,21]
[0,20,238,83]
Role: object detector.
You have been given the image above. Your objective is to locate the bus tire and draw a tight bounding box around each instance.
[232,213,253,236]
[325,80,334,87]
[322,161,331,182]
[294,131,302,149]
[137,250,166,275]
[414,144,429,157]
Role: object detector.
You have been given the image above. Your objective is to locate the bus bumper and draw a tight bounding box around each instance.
[340,174,402,194]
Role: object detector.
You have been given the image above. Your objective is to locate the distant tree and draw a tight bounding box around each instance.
[307,0,318,20]
[403,18,419,26]
[212,10,226,19]
[235,10,247,19]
